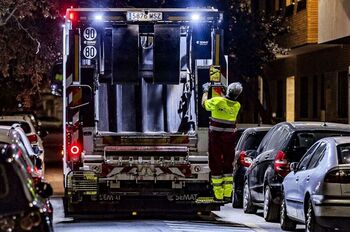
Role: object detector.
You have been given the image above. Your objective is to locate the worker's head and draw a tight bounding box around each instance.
[226,82,243,100]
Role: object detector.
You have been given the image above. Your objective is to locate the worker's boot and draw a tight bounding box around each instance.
[223,174,234,202]
[211,175,223,201]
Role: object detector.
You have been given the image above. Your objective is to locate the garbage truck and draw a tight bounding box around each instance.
[56,7,228,217]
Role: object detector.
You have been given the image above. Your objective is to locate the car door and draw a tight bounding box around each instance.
[248,127,276,201]
[285,142,319,219]
[296,142,327,219]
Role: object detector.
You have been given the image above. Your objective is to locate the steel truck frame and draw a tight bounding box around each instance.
[61,7,227,217]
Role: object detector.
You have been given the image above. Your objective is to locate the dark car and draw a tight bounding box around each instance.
[0,144,54,232]
[243,122,350,222]
[232,126,271,208]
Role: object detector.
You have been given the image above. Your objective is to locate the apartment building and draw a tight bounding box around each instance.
[258,0,350,123]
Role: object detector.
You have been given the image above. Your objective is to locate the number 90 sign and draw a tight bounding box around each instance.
[83,27,97,41]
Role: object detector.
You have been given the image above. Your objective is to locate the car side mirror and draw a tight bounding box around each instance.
[290,162,298,172]
[36,182,53,198]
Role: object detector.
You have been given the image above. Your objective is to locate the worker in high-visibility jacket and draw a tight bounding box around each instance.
[202,82,243,201]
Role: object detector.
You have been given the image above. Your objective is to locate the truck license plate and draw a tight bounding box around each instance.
[127,12,162,21]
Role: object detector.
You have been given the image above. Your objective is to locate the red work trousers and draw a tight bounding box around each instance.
[208,129,236,176]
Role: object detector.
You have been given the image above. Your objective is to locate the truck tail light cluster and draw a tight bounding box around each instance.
[325,169,350,183]
[239,151,253,168]
[274,151,290,177]
[27,134,38,144]
[68,143,82,162]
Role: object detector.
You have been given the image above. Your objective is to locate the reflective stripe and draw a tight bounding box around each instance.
[209,126,236,132]
[223,176,233,183]
[210,117,236,125]
[211,176,223,186]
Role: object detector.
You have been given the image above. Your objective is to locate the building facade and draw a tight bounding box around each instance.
[259,0,350,124]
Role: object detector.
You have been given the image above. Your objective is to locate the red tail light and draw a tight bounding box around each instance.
[325,169,350,183]
[27,134,38,144]
[69,12,75,21]
[239,151,253,167]
[274,151,290,177]
[68,143,81,162]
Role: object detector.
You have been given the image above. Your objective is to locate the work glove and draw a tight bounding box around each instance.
[202,82,211,93]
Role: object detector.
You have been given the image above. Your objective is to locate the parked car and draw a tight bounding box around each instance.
[232,126,271,208]
[0,143,53,232]
[0,124,45,174]
[0,115,45,157]
[243,121,350,222]
[281,136,350,231]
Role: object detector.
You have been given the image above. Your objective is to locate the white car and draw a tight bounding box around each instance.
[0,125,44,175]
[0,115,44,157]
[281,137,350,231]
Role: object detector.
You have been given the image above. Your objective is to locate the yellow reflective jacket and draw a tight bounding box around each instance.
[204,96,241,122]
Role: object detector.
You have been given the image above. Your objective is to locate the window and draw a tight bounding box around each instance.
[320,74,325,111]
[307,143,326,169]
[257,127,276,153]
[300,76,309,118]
[337,144,350,164]
[276,80,284,119]
[0,121,31,133]
[312,75,318,118]
[297,0,307,12]
[266,126,290,151]
[337,71,348,118]
[242,131,269,151]
[285,0,294,16]
[298,142,319,171]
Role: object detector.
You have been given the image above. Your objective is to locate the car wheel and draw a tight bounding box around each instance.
[243,180,257,214]
[306,199,325,232]
[263,185,280,222]
[280,196,296,231]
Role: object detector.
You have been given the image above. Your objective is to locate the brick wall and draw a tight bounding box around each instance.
[279,0,318,48]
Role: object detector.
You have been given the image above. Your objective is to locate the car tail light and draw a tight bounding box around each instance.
[68,143,82,162]
[239,151,253,167]
[27,134,38,144]
[274,151,290,177]
[69,12,75,21]
[325,169,350,183]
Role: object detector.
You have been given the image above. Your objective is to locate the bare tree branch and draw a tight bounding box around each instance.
[13,16,41,54]
[0,6,18,26]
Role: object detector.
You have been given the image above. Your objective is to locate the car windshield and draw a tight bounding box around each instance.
[337,143,350,164]
[0,121,31,133]
[0,161,28,215]
[241,131,268,151]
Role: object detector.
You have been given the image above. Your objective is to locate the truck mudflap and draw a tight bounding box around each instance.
[64,170,223,217]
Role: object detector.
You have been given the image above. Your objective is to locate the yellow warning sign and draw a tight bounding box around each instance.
[209,65,221,82]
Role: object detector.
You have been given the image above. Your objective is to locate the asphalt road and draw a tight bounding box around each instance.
[46,164,305,232]
[51,196,306,232]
